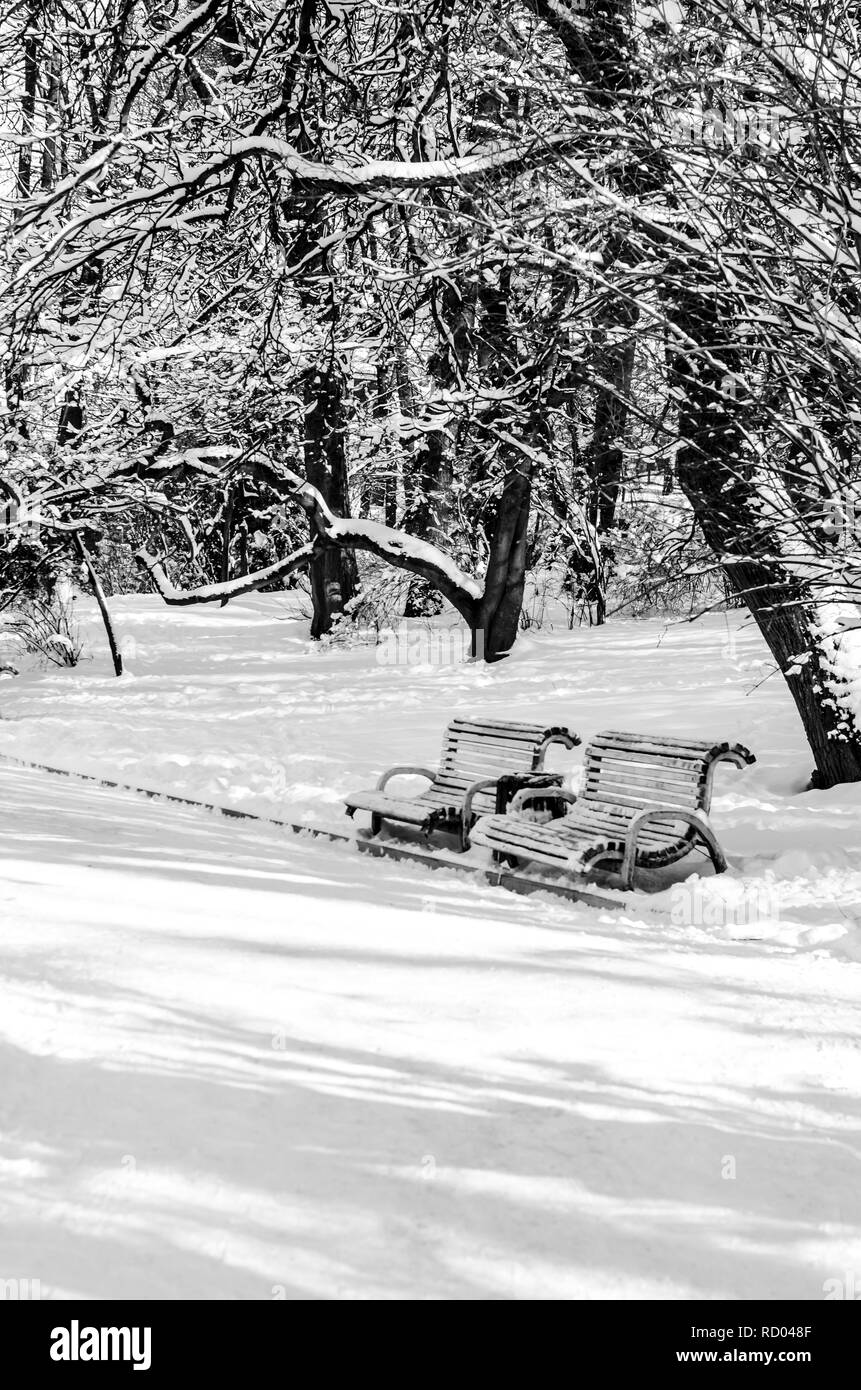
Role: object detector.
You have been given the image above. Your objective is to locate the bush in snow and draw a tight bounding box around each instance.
[2,583,85,669]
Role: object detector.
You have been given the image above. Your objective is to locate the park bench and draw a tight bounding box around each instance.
[344,717,579,851]
[470,730,755,890]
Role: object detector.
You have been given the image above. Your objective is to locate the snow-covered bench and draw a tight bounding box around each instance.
[344,717,579,851]
[470,731,755,890]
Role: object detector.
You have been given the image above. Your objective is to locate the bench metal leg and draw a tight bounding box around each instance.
[620,810,726,891]
[697,823,727,874]
[491,848,521,869]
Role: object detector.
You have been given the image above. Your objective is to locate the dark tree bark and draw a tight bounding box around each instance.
[303,360,358,636]
[667,261,861,788]
[478,455,533,661]
[56,390,84,446]
[524,0,861,782]
[16,7,39,198]
[578,268,638,622]
[373,351,399,529]
[402,429,452,619]
[402,266,464,617]
[74,534,123,677]
[272,0,358,638]
[218,485,234,607]
[3,4,41,446]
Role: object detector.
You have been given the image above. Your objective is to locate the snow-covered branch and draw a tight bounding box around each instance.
[14,132,577,237]
[135,541,317,606]
[238,131,579,193]
[138,455,483,621]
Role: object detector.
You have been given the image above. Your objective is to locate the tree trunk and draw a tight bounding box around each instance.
[374,351,398,529]
[275,0,359,638]
[17,10,38,198]
[56,390,83,446]
[3,6,40,447]
[668,261,861,788]
[74,535,123,677]
[402,348,456,618]
[580,281,638,622]
[477,456,533,661]
[219,485,234,607]
[303,363,358,637]
[403,429,452,618]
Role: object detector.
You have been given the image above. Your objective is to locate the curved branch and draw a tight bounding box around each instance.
[327,518,481,622]
[135,541,316,605]
[119,0,224,131]
[136,458,483,623]
[237,131,580,194]
[15,131,580,247]
[231,452,482,616]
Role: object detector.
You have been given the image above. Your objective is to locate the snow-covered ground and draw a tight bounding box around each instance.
[0,595,859,1298]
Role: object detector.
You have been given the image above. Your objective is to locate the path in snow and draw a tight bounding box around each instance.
[1,759,859,1299]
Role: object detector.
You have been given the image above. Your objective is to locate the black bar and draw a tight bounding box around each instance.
[4,1300,858,1376]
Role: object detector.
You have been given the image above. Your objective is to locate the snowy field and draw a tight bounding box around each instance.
[0,595,860,1299]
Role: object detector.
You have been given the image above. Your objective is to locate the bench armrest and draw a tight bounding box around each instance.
[538,727,580,754]
[620,807,724,891]
[509,786,578,815]
[376,765,436,791]
[462,777,501,828]
[464,775,572,845]
[702,745,756,810]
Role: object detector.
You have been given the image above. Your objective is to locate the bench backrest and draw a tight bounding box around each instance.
[582,731,755,817]
[426,718,577,817]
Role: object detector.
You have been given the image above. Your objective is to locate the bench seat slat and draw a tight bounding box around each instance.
[563,803,684,835]
[344,791,458,824]
[472,813,690,872]
[443,741,539,761]
[586,753,706,783]
[445,735,546,754]
[584,780,701,810]
[448,719,554,737]
[441,758,535,779]
[584,788,699,813]
[442,744,541,767]
[471,815,623,871]
[596,729,727,749]
[591,732,731,759]
[585,765,704,792]
[446,730,543,748]
[448,755,538,772]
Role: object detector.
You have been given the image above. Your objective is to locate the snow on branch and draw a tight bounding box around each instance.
[120,0,224,131]
[232,131,580,194]
[15,131,579,254]
[262,460,482,616]
[136,542,318,606]
[136,454,483,620]
[325,518,483,618]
